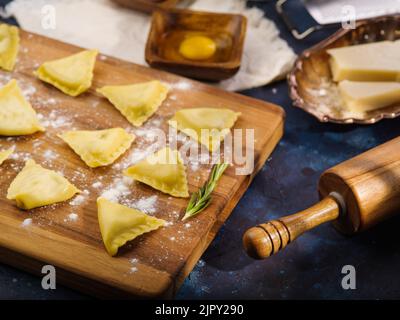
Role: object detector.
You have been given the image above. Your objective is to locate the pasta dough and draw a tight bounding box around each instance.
[7,159,80,210]
[36,49,98,97]
[168,108,240,152]
[124,147,189,198]
[97,197,165,256]
[0,79,44,136]
[59,128,135,168]
[0,24,19,71]
[97,80,168,127]
[0,147,13,165]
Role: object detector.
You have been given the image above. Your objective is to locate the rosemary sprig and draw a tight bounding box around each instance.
[183,163,229,221]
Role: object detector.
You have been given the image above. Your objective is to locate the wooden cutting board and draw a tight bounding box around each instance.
[0,29,284,298]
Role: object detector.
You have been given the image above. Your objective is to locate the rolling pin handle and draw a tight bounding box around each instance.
[329,191,347,218]
[243,196,341,259]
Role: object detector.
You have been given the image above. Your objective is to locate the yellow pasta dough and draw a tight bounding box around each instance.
[0,24,19,71]
[0,147,13,165]
[97,80,169,127]
[59,128,135,168]
[97,197,165,256]
[168,108,240,152]
[124,147,189,198]
[7,159,80,210]
[0,79,44,136]
[36,49,98,97]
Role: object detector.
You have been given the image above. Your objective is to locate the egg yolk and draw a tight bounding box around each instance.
[179,36,216,61]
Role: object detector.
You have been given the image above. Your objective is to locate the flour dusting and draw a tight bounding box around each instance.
[64,213,78,222]
[70,190,89,206]
[43,149,58,160]
[101,176,134,202]
[38,111,71,129]
[21,218,32,228]
[132,195,158,214]
[92,181,103,189]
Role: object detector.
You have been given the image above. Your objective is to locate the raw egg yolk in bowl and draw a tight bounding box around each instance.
[179,35,217,61]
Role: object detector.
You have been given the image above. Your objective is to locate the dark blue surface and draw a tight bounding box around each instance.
[1,1,400,300]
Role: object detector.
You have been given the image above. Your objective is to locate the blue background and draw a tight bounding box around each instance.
[1,0,400,299]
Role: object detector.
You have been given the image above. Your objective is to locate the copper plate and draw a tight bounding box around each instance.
[288,14,400,124]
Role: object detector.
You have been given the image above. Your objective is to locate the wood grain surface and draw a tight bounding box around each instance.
[0,29,284,298]
[111,0,181,13]
[319,136,400,234]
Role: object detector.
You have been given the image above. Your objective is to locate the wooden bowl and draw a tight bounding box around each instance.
[289,14,400,124]
[111,0,181,13]
[145,8,247,81]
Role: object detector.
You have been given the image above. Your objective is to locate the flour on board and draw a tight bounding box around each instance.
[64,212,78,222]
[43,149,58,160]
[21,218,32,228]
[130,267,138,273]
[100,176,134,203]
[70,190,89,206]
[38,111,71,129]
[92,181,103,189]
[131,195,158,214]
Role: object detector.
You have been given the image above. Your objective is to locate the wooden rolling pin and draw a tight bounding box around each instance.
[243,136,400,259]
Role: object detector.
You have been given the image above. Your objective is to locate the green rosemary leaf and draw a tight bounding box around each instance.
[182,163,229,221]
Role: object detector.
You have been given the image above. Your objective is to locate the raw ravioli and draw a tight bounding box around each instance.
[0,79,44,136]
[97,197,165,256]
[124,147,189,198]
[97,80,168,127]
[0,24,19,71]
[168,108,240,152]
[36,49,98,96]
[7,159,80,210]
[59,128,135,168]
[0,147,13,165]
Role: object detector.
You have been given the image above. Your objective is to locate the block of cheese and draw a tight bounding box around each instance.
[338,80,400,112]
[327,41,400,82]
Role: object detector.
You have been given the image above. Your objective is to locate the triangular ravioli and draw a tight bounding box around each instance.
[59,128,135,168]
[124,147,189,198]
[0,79,44,136]
[168,108,240,152]
[0,24,19,71]
[36,49,98,97]
[7,159,80,210]
[97,197,165,256]
[0,147,13,165]
[97,80,169,127]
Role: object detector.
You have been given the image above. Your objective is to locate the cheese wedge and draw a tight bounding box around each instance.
[338,80,400,113]
[328,41,400,82]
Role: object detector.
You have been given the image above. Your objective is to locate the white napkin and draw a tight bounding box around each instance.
[305,0,400,25]
[4,0,296,91]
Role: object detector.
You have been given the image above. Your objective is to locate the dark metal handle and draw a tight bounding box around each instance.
[276,0,337,40]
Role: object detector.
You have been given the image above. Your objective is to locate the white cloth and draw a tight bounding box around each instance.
[4,0,296,91]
